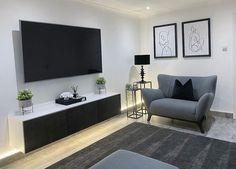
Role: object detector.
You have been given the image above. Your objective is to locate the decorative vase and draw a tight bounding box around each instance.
[73,93,78,98]
[18,99,33,115]
[97,84,106,94]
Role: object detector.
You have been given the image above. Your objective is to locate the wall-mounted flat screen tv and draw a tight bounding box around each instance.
[21,21,102,82]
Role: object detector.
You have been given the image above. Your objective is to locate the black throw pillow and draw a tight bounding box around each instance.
[172,79,195,101]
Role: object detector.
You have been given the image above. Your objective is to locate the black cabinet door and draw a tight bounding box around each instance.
[97,95,121,122]
[23,94,120,153]
[67,102,98,135]
[23,111,67,153]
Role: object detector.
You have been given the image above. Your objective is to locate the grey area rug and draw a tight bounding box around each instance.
[47,122,236,169]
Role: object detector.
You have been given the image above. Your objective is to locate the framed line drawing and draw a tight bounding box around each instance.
[153,23,178,58]
[182,18,211,57]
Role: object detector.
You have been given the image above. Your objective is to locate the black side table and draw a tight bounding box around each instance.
[133,81,152,115]
[126,87,143,119]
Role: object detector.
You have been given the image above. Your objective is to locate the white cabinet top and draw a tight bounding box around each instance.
[8,92,120,122]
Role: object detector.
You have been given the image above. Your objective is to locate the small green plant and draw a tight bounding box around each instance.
[126,83,133,91]
[96,77,106,85]
[126,83,138,91]
[17,89,33,101]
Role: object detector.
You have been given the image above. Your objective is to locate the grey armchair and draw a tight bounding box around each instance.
[142,74,217,133]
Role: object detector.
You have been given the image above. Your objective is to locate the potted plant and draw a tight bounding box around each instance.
[17,89,33,114]
[126,83,133,91]
[96,77,106,94]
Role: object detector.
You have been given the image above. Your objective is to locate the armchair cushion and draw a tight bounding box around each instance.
[149,98,198,121]
[172,79,195,101]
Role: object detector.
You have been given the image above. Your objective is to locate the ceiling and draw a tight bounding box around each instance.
[75,0,228,18]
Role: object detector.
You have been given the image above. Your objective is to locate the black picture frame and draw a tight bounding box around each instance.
[153,23,178,59]
[182,18,211,57]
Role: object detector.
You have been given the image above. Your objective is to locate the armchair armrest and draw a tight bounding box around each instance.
[196,92,214,121]
[142,89,164,109]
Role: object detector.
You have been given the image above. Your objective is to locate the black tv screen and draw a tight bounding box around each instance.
[21,21,102,82]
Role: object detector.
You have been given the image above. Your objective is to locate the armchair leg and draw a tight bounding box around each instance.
[147,114,152,122]
[198,122,205,133]
[198,116,206,133]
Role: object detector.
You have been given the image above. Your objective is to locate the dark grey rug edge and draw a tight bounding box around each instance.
[47,122,236,169]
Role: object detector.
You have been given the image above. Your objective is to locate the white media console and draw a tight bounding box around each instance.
[8,92,121,153]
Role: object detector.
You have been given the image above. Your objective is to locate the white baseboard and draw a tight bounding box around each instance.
[209,110,234,119]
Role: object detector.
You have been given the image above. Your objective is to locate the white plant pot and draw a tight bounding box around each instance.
[97,84,106,94]
[18,99,33,114]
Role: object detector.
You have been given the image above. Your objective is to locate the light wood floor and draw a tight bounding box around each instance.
[3,113,134,169]
[3,113,236,169]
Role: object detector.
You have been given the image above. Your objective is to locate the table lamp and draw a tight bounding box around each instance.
[134,55,150,83]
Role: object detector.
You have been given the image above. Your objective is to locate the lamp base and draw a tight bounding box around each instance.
[140,65,145,82]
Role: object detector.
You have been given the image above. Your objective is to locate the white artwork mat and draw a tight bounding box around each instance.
[183,20,210,56]
[154,25,176,57]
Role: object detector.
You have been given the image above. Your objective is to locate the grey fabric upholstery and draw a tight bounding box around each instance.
[149,98,198,121]
[142,88,164,108]
[90,149,178,169]
[143,74,217,124]
[158,74,217,100]
[196,92,214,121]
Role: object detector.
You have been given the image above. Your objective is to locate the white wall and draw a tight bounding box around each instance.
[234,13,236,119]
[1,0,236,148]
[140,2,236,117]
[0,0,140,146]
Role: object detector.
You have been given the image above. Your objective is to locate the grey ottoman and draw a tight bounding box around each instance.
[89,150,179,169]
